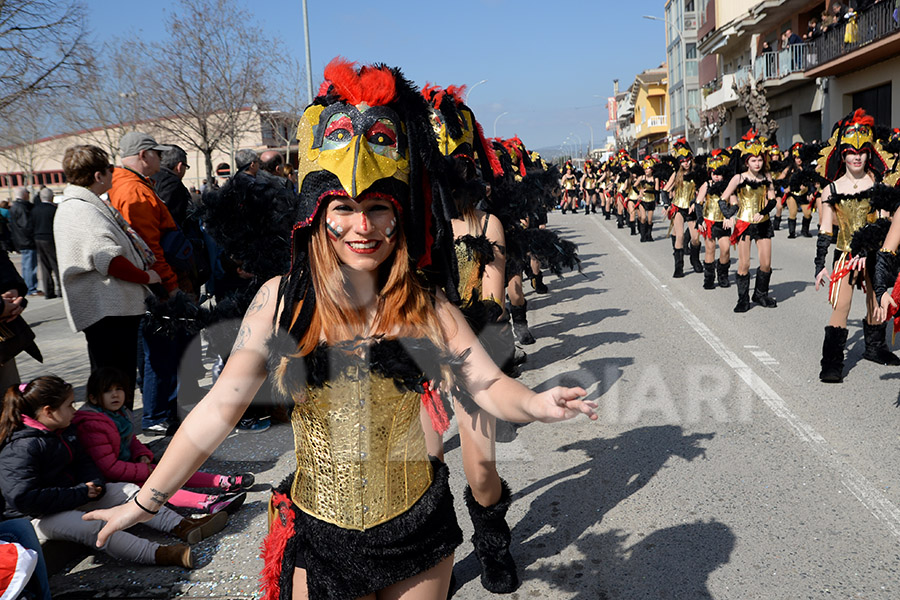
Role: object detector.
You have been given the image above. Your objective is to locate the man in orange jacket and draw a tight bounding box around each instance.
[109,132,184,436]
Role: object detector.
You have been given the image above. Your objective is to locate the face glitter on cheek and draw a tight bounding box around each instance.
[385,218,397,239]
[326,218,344,240]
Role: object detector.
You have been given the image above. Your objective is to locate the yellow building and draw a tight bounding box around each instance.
[632,65,670,157]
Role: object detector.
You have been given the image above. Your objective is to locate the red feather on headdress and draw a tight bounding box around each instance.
[847,108,874,127]
[322,57,396,107]
[742,129,759,141]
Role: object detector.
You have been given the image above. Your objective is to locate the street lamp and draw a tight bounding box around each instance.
[493,111,509,137]
[643,13,690,149]
[465,79,487,104]
[570,132,583,157]
[581,121,594,153]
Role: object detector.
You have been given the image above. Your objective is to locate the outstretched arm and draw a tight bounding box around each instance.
[84,277,279,546]
[436,296,596,423]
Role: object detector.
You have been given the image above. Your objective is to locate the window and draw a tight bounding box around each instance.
[686,43,696,59]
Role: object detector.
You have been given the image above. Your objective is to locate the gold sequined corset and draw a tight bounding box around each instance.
[291,362,432,531]
[703,193,725,221]
[833,194,876,252]
[583,176,595,190]
[626,181,640,200]
[563,178,576,190]
[736,182,768,222]
[639,181,656,202]
[455,239,483,301]
[671,180,696,209]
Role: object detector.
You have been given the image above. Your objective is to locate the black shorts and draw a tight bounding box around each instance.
[737,218,774,241]
[674,206,697,222]
[640,201,657,211]
[708,223,731,239]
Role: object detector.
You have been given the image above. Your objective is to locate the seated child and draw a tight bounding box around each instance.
[0,376,228,568]
[73,367,253,514]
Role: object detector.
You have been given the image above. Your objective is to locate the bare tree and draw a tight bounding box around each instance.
[0,0,89,117]
[140,0,272,182]
[61,41,147,162]
[0,95,57,197]
[258,57,308,164]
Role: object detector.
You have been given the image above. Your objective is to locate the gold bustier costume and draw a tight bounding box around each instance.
[563,177,576,191]
[832,193,876,252]
[703,192,725,221]
[456,240,483,301]
[291,364,432,531]
[735,181,769,223]
[639,180,656,202]
[671,180,696,209]
[583,175,595,190]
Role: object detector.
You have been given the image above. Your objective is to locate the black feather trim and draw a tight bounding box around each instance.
[456,234,497,267]
[871,183,900,214]
[524,228,581,277]
[736,177,769,190]
[707,179,729,197]
[143,292,210,339]
[849,218,891,257]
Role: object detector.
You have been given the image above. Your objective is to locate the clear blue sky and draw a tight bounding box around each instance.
[90,0,666,152]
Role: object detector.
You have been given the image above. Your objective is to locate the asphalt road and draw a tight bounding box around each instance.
[16,209,900,599]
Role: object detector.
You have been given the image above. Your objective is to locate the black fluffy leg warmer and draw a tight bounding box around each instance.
[465,481,519,594]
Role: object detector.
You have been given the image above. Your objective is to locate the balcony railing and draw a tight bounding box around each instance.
[807,2,900,69]
[647,115,667,128]
[754,43,811,82]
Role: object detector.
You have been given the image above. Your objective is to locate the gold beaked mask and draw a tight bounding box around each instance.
[297,102,410,199]
[840,122,874,151]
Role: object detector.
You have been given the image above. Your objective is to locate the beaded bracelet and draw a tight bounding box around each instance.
[879,248,898,256]
[133,495,160,515]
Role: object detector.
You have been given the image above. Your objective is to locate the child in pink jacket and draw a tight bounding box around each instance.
[73,367,253,513]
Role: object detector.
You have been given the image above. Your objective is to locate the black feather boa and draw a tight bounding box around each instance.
[143,292,210,339]
[871,182,900,214]
[525,228,581,277]
[849,218,891,257]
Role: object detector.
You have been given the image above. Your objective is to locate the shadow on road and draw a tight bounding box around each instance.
[451,425,719,593]
[769,278,812,304]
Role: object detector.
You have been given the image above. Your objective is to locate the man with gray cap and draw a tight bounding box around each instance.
[32,187,60,299]
[8,187,39,295]
[109,131,183,435]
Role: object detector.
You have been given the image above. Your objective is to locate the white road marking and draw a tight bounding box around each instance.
[594,220,900,540]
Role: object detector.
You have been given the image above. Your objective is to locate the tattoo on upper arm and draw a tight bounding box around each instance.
[246,286,270,315]
[232,324,250,353]
[149,488,169,506]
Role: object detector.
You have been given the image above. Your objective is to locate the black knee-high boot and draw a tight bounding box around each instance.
[862,321,900,365]
[787,218,797,239]
[645,222,653,242]
[733,273,751,312]
[819,325,848,383]
[716,260,730,288]
[751,268,777,308]
[617,211,625,229]
[801,216,813,237]
[509,302,535,345]
[689,243,703,273]
[465,481,520,594]
[629,218,637,235]
[703,262,716,289]
[673,248,685,278]
[530,271,548,294]
[773,215,781,231]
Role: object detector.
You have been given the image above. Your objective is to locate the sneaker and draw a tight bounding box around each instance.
[219,473,255,492]
[143,421,172,436]
[237,417,271,433]
[208,491,247,515]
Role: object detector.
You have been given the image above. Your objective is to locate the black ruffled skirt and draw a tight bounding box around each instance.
[262,459,462,600]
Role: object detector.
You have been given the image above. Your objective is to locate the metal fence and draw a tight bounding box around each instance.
[808,3,900,69]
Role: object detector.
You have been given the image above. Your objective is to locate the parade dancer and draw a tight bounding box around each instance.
[814,110,899,382]
[581,160,598,215]
[721,130,777,312]
[83,59,597,600]
[635,156,659,242]
[778,143,814,239]
[768,144,787,231]
[424,83,520,592]
[560,162,578,213]
[663,139,703,277]
[599,162,613,219]
[625,161,641,236]
[695,150,733,289]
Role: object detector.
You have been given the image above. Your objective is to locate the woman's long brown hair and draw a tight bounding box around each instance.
[296,201,449,356]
